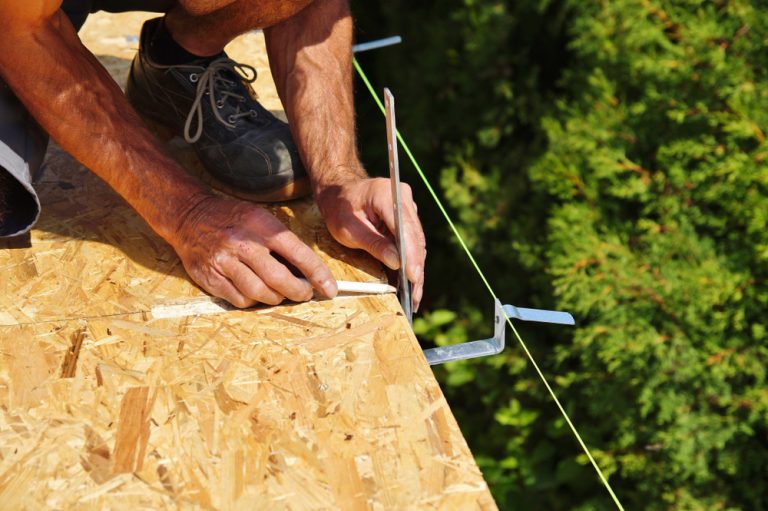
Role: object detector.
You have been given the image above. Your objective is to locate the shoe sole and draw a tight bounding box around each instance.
[138,112,311,203]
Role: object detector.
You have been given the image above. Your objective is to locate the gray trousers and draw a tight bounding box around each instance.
[0,1,173,237]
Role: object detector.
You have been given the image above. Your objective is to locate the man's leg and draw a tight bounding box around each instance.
[0,1,96,238]
[93,0,174,13]
[164,0,314,57]
[0,83,47,237]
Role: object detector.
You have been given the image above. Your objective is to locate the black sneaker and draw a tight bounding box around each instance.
[125,17,309,202]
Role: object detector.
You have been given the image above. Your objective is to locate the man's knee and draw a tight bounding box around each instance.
[176,0,238,17]
[177,0,316,23]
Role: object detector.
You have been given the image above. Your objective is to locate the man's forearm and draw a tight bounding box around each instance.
[0,10,211,241]
[264,0,427,309]
[264,0,366,196]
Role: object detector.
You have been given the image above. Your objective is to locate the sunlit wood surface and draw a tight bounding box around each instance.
[0,12,497,510]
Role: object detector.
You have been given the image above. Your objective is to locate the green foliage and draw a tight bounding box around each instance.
[354,1,768,509]
[530,2,768,508]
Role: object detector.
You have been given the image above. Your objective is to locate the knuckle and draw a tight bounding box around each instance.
[274,278,301,300]
[258,292,284,306]
[233,240,255,257]
[267,229,298,249]
[368,236,390,255]
[241,279,268,301]
[287,286,313,303]
[211,250,229,269]
[308,270,331,291]
[203,277,252,309]
[332,225,359,248]
[310,264,331,281]
[192,266,224,291]
[231,295,254,309]
[242,276,283,306]
[290,245,316,264]
[405,232,426,253]
[413,229,427,250]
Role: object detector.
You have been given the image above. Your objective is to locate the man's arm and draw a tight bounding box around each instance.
[0,1,337,307]
[264,0,427,309]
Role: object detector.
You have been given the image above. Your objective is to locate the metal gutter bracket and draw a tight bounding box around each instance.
[423,300,575,365]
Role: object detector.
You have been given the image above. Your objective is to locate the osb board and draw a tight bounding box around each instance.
[0,298,495,510]
[0,11,497,511]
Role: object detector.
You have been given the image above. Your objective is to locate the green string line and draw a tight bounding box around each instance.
[353,57,625,511]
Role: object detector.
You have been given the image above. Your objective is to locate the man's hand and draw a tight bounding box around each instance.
[172,196,337,308]
[265,0,427,311]
[317,177,426,311]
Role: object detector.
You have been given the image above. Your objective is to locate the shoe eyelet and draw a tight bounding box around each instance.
[227,115,237,124]
[189,73,199,83]
[250,110,258,117]
[216,101,225,109]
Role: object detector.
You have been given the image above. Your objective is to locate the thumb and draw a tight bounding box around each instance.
[339,216,401,270]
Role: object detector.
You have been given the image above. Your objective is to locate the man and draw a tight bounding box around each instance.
[0,0,426,310]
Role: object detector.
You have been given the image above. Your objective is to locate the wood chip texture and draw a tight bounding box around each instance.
[0,12,497,511]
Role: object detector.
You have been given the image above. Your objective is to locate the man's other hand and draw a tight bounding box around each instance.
[171,196,337,308]
[317,177,426,311]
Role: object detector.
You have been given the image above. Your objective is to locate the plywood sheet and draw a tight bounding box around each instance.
[0,299,494,510]
[0,12,497,510]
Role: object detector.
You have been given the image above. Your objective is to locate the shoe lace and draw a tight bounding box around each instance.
[183,57,262,144]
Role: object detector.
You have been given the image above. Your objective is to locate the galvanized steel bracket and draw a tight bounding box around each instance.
[423,300,575,365]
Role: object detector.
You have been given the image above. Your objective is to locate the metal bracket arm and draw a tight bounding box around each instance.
[353,36,403,54]
[423,299,506,365]
[423,300,575,365]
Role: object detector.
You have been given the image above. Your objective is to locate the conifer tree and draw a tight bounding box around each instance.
[354,2,768,509]
[530,1,768,508]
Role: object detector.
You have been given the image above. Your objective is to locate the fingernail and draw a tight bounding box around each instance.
[383,247,400,269]
[320,278,338,298]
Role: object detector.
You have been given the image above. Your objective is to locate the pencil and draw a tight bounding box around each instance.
[335,280,397,295]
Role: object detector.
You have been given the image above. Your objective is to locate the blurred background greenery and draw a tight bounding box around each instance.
[350,1,768,509]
